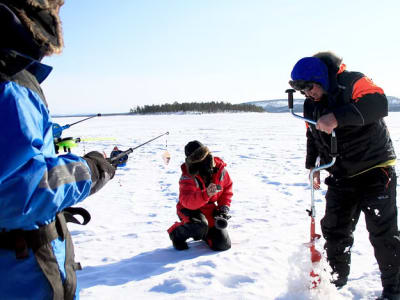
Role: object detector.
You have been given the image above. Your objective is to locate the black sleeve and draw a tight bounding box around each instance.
[333,93,388,127]
[83,151,115,195]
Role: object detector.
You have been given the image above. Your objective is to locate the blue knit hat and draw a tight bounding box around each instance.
[291,57,329,91]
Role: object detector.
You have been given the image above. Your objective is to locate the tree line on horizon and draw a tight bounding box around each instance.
[129,101,265,114]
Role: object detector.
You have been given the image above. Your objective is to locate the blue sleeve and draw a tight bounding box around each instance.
[0,82,92,230]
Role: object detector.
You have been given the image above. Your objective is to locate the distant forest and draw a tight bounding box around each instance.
[130,101,264,114]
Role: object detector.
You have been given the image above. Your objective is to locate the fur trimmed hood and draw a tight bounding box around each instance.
[185,146,216,176]
[185,145,210,165]
[313,51,342,74]
[1,0,64,57]
[312,51,343,93]
[182,156,225,177]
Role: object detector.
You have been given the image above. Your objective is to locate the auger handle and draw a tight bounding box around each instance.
[286,89,295,109]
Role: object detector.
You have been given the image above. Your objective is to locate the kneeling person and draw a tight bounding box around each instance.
[168,141,233,251]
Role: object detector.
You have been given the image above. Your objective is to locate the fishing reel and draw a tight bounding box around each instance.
[54,137,81,154]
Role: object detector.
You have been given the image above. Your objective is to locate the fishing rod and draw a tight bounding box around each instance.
[109,131,170,165]
[53,113,101,138]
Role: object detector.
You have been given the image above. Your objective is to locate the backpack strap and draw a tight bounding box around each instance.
[63,206,91,226]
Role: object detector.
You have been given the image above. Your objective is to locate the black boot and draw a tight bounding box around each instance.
[331,275,347,289]
[376,287,400,300]
[171,239,189,251]
[169,230,189,251]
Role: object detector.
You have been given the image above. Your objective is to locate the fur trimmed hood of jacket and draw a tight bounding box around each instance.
[313,51,342,73]
[313,51,343,93]
[184,145,216,176]
[181,156,226,177]
[1,0,64,56]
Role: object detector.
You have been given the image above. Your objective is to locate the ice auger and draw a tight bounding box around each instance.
[286,89,338,288]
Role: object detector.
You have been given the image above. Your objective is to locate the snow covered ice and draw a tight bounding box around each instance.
[59,112,400,300]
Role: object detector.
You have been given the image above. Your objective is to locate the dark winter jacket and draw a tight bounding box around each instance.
[304,65,396,178]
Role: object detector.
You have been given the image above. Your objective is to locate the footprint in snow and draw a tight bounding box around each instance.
[149,278,186,294]
[220,274,255,288]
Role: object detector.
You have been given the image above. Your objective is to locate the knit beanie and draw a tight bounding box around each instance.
[291,57,329,91]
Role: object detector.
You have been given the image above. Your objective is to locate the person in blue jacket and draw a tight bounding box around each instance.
[0,1,116,299]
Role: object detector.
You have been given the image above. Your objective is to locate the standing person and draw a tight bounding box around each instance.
[289,51,399,300]
[168,141,233,251]
[0,1,116,299]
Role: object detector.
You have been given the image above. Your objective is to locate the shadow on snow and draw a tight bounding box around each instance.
[78,241,216,289]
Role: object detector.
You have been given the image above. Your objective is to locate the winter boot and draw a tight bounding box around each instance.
[376,287,400,300]
[171,239,189,251]
[331,276,348,289]
[168,225,190,251]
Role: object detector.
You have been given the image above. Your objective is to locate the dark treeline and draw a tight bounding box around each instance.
[130,101,265,114]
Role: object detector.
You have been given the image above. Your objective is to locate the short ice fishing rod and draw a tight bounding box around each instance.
[53,113,102,138]
[109,131,170,165]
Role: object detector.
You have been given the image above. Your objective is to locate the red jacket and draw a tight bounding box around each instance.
[178,156,233,212]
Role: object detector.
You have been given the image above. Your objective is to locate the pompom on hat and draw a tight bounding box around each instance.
[290,57,329,91]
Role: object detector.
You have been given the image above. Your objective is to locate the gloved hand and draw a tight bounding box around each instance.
[216,205,231,219]
[214,205,231,230]
[83,151,116,195]
[108,149,129,167]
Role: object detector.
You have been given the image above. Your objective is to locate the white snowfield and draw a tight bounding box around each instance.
[59,112,400,300]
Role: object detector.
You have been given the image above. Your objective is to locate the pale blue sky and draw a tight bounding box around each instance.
[42,0,400,114]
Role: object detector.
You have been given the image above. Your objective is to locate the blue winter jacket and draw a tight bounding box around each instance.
[0,64,92,298]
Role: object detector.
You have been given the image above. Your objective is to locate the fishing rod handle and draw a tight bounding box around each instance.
[109,148,133,163]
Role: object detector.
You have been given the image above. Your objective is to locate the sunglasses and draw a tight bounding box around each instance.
[289,80,314,93]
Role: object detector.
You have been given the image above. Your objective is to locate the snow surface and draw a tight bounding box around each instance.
[57,112,400,300]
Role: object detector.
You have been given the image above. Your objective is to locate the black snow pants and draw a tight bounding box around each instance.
[322,166,400,290]
[169,208,231,251]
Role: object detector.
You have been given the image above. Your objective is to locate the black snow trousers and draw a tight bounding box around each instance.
[169,209,231,251]
[322,166,400,291]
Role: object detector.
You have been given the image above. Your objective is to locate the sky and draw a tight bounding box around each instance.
[41,0,400,115]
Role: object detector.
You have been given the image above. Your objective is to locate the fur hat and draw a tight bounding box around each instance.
[1,0,64,57]
[184,141,214,176]
[291,57,329,91]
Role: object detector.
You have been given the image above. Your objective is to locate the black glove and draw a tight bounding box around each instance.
[216,205,231,219]
[83,151,116,195]
[109,149,129,167]
[214,205,231,230]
